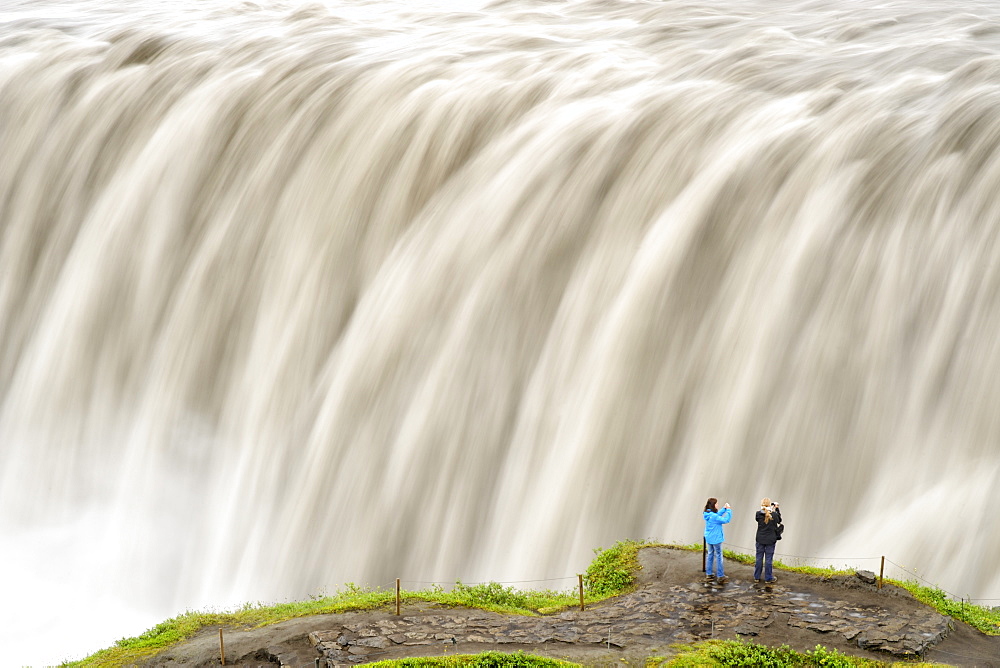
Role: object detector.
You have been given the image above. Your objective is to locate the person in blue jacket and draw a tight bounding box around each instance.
[703,497,732,582]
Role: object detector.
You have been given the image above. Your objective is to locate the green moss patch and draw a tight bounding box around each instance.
[650,639,928,667]
[366,651,580,667]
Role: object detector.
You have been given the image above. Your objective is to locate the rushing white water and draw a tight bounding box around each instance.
[4,0,1000,663]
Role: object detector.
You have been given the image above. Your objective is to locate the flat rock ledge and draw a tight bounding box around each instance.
[307,581,952,665]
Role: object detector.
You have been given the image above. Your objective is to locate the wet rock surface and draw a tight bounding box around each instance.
[309,577,951,664]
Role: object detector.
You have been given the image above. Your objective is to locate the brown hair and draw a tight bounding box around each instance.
[705,497,718,512]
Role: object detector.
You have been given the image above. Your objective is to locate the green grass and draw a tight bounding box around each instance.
[417,580,584,615]
[890,580,1000,636]
[583,538,664,596]
[62,579,602,667]
[62,584,402,667]
[366,651,581,667]
[648,639,930,667]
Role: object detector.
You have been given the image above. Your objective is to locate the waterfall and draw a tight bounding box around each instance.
[3,0,1000,663]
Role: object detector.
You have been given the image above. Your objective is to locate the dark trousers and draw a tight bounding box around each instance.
[754,542,775,581]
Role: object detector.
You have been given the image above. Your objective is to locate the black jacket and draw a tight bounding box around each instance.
[755,508,782,545]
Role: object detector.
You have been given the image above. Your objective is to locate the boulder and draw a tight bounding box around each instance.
[856,570,877,585]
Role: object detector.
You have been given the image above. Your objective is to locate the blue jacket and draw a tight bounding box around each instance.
[703,508,732,544]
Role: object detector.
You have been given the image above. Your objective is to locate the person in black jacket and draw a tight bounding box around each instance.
[754,497,781,583]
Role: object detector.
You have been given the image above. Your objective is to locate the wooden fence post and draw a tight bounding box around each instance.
[396,578,401,615]
[878,556,885,589]
[578,574,585,611]
[219,628,225,666]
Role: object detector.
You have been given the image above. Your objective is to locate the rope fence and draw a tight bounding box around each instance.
[314,544,998,612]
[399,576,578,587]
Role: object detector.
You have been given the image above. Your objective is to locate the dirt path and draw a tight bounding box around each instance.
[140,547,1000,667]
